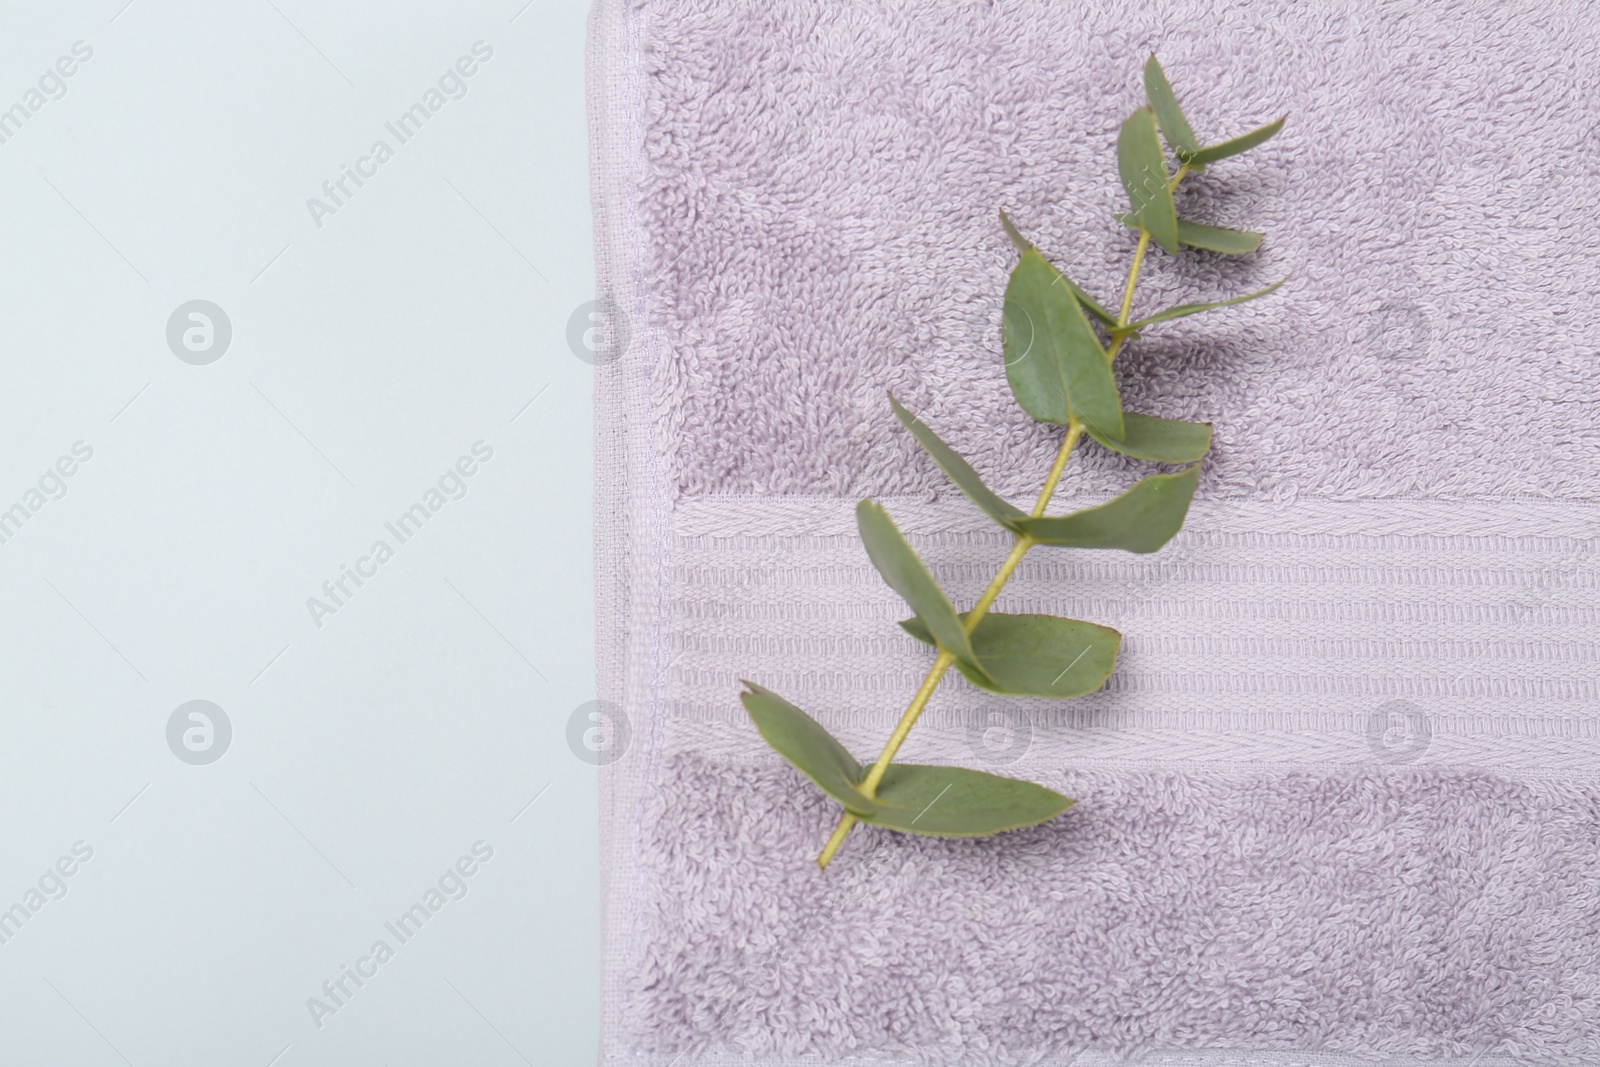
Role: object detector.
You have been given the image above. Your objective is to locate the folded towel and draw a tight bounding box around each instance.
[588,0,1600,1062]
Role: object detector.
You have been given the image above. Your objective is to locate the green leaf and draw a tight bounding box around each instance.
[1002,247,1124,438]
[859,763,1074,837]
[1114,277,1288,334]
[739,682,873,814]
[888,394,1025,531]
[1084,411,1213,463]
[1188,116,1285,167]
[999,212,1119,328]
[900,611,1120,698]
[1115,214,1263,255]
[856,501,992,683]
[1013,464,1202,553]
[1117,106,1179,254]
[1143,55,1200,161]
[1170,220,1261,255]
[999,208,1030,253]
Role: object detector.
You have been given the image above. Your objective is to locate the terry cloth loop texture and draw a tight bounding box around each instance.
[587,0,1600,1063]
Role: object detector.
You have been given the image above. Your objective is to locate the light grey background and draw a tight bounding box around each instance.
[0,1,599,1064]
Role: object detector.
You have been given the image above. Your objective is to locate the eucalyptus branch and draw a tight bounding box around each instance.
[739,56,1289,871]
[816,240,1161,866]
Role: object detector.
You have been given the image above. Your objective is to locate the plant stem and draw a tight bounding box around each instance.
[1118,231,1150,327]
[816,178,1182,870]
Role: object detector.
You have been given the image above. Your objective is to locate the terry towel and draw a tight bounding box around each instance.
[587,0,1600,1063]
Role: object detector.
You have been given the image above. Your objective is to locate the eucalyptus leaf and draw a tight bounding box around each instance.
[1188,116,1285,167]
[1143,55,1200,161]
[1115,277,1288,334]
[888,394,1025,531]
[999,211,1119,328]
[1116,214,1263,255]
[740,682,873,814]
[860,763,1074,837]
[1116,107,1179,254]
[1168,220,1262,254]
[856,501,992,683]
[1013,464,1202,553]
[1084,411,1213,463]
[900,611,1120,698]
[1003,247,1125,437]
[999,208,1030,253]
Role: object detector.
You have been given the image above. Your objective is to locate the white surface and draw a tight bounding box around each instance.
[0,1,599,1064]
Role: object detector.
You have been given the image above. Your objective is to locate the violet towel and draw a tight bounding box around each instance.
[587,1,1600,1063]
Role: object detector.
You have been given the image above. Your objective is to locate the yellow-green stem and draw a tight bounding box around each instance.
[816,169,1185,869]
[1118,232,1150,327]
